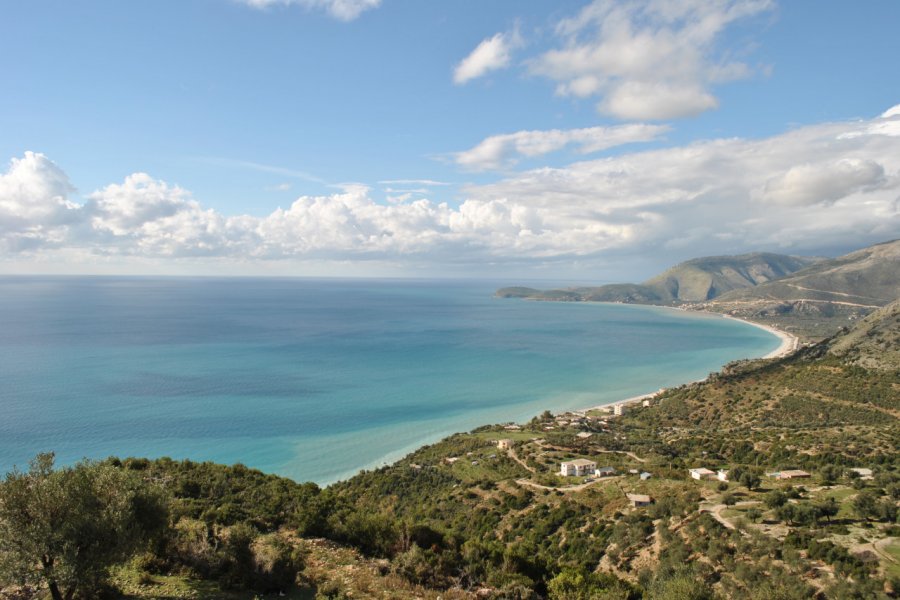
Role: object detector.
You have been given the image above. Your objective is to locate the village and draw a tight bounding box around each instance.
[399,391,898,590]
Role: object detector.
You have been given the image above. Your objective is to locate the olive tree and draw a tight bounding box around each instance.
[0,453,167,600]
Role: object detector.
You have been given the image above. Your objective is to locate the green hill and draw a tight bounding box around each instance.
[828,298,900,370]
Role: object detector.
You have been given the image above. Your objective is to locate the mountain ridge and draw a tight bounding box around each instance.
[498,240,900,340]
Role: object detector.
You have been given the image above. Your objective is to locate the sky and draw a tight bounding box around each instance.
[1,0,899,281]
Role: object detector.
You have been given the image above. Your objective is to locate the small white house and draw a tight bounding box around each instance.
[640,472,652,481]
[775,469,811,480]
[627,493,652,507]
[717,469,729,482]
[642,399,651,407]
[496,439,513,450]
[576,432,593,439]
[690,468,716,480]
[850,468,873,479]
[560,459,597,477]
[596,466,616,477]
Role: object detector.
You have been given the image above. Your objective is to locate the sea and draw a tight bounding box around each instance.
[0,276,780,485]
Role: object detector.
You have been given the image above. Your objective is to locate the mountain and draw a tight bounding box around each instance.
[497,252,819,304]
[702,239,900,339]
[498,240,900,341]
[711,239,900,306]
[644,252,821,302]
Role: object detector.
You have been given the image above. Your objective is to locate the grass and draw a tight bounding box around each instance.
[883,539,900,580]
[110,566,314,599]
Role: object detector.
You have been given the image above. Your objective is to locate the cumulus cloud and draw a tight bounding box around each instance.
[2,107,899,270]
[454,123,670,171]
[236,0,380,21]
[529,0,773,119]
[0,152,80,252]
[453,30,521,85]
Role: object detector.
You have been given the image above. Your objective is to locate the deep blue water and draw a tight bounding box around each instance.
[0,277,779,484]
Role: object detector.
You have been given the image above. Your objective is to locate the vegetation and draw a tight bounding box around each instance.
[0,454,167,600]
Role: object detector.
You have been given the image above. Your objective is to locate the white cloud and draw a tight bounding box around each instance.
[2,107,899,270]
[529,0,774,119]
[88,174,194,235]
[761,159,886,206]
[0,152,80,252]
[454,123,669,171]
[453,30,521,85]
[236,0,380,21]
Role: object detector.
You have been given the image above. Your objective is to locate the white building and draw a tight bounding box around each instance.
[560,459,597,477]
[496,439,513,450]
[613,404,626,416]
[690,468,716,480]
[849,468,873,479]
[627,493,652,507]
[717,469,729,482]
[776,470,810,480]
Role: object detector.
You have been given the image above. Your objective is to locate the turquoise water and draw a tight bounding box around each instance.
[0,277,779,484]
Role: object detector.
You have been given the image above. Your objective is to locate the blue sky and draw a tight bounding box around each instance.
[1,0,899,279]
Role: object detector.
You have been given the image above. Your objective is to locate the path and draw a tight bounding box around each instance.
[596,449,647,463]
[784,284,887,303]
[702,500,760,533]
[516,475,623,492]
[507,448,536,474]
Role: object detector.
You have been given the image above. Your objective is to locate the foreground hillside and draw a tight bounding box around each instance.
[498,240,900,341]
[4,301,898,599]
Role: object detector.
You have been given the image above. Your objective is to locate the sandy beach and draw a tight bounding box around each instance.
[575,311,800,415]
[720,314,800,359]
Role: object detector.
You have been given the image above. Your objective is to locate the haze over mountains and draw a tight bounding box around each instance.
[498,239,900,340]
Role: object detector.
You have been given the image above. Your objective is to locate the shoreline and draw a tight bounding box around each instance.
[571,305,800,415]
[719,313,800,359]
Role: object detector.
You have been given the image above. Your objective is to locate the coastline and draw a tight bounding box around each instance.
[719,313,800,359]
[572,305,799,415]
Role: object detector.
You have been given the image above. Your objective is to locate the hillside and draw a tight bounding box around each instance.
[498,240,900,341]
[700,240,900,339]
[828,299,900,370]
[324,300,900,598]
[497,252,819,305]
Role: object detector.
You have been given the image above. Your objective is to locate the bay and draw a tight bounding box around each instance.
[0,276,779,484]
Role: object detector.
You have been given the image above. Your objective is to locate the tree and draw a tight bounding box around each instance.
[0,453,167,600]
[739,471,761,492]
[852,490,879,521]
[819,465,842,486]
